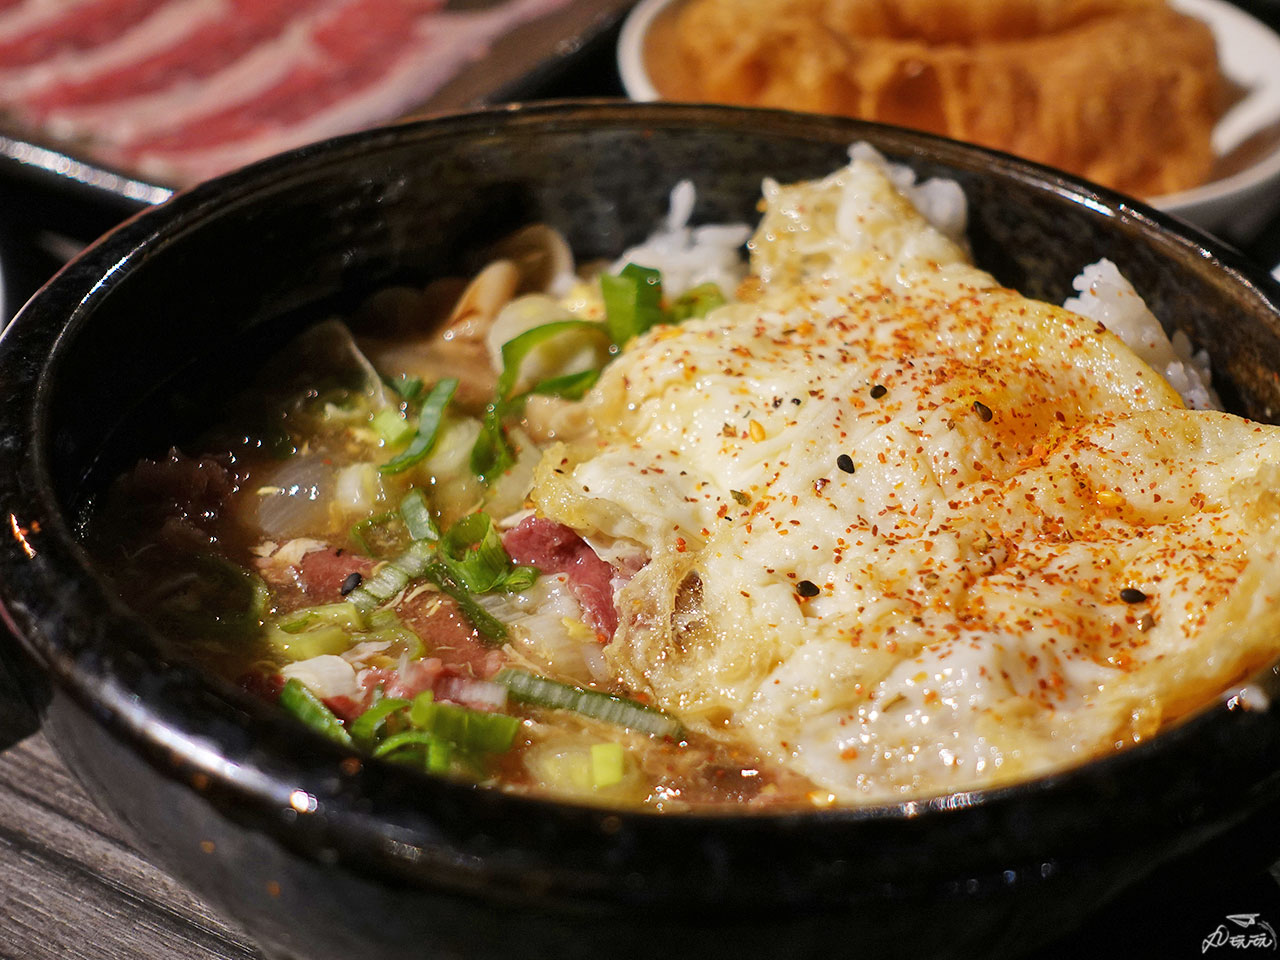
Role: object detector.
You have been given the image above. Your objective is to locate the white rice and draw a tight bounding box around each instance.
[612,180,752,297]
[1063,259,1220,410]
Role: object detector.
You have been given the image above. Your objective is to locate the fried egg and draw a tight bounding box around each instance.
[530,148,1280,803]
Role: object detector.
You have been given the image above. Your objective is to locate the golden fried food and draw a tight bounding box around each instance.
[651,0,1229,197]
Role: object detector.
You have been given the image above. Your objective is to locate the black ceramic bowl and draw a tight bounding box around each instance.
[3,101,1280,960]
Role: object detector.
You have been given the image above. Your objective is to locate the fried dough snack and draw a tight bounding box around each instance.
[658,0,1228,197]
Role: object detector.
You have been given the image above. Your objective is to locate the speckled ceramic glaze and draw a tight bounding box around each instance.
[3,102,1280,960]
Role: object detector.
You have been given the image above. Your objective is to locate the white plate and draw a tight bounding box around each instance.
[1163,0,1280,240]
[618,0,1280,242]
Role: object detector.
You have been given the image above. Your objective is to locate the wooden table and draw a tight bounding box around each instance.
[0,731,264,960]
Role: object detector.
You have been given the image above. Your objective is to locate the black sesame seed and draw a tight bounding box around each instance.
[797,580,820,597]
[870,384,887,399]
[1119,587,1147,604]
[340,571,364,596]
[972,400,993,422]
[836,454,855,474]
[791,397,802,405]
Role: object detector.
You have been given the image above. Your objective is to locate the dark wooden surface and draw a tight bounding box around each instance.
[0,732,264,960]
[5,3,1280,958]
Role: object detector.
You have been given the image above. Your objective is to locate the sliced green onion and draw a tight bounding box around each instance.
[501,565,538,593]
[602,263,664,345]
[422,560,509,644]
[426,737,453,773]
[409,693,521,754]
[527,367,600,401]
[668,282,726,323]
[473,320,608,482]
[381,377,458,475]
[348,696,411,746]
[437,512,539,594]
[348,510,399,557]
[591,742,626,788]
[469,270,673,488]
[242,565,272,620]
[166,555,269,639]
[371,697,518,766]
[439,512,513,593]
[371,729,440,760]
[353,563,408,607]
[372,407,415,446]
[275,601,365,634]
[494,319,609,403]
[346,534,512,642]
[346,539,437,613]
[470,401,516,481]
[373,732,454,773]
[345,537,508,641]
[267,604,421,662]
[265,623,351,660]
[361,608,424,659]
[399,488,439,542]
[279,678,352,746]
[387,374,424,404]
[372,729,456,772]
[494,668,681,738]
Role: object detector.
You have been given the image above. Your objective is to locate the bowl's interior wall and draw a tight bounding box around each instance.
[43,114,1280,516]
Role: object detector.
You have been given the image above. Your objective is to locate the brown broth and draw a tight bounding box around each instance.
[88,362,821,812]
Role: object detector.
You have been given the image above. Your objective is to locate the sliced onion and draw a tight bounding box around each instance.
[483,427,541,521]
[333,463,380,517]
[581,642,611,684]
[484,575,597,683]
[281,654,359,699]
[342,640,393,666]
[436,676,508,712]
[419,417,485,526]
[255,455,333,539]
[422,417,482,479]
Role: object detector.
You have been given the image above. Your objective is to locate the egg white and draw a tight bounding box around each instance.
[530,150,1280,803]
